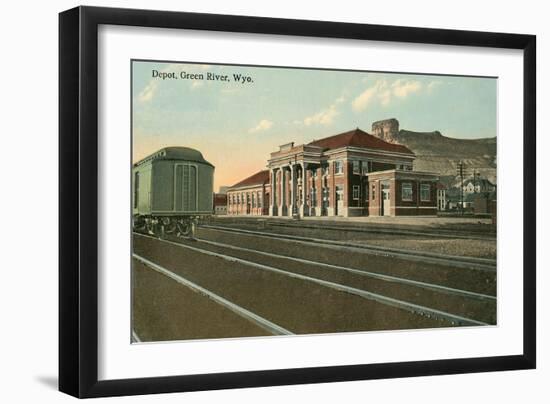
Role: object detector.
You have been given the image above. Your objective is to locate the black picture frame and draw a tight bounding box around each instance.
[59,6,536,398]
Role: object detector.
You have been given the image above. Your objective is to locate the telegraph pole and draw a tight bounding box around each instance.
[456,161,465,215]
[473,169,480,193]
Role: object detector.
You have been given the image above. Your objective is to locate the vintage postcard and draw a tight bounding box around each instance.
[131,60,497,343]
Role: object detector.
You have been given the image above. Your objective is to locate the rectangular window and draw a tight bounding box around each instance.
[352,185,360,200]
[175,164,197,211]
[420,184,431,201]
[372,184,376,200]
[401,183,413,201]
[352,161,360,174]
[334,161,343,174]
[361,163,369,176]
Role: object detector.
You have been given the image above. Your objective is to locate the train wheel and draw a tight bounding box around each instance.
[188,220,197,240]
[176,220,190,238]
[133,216,146,232]
[164,219,177,235]
[146,220,155,236]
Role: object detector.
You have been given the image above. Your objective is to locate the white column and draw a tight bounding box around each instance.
[300,163,309,217]
[313,165,321,217]
[289,164,296,216]
[279,168,287,216]
[269,168,277,216]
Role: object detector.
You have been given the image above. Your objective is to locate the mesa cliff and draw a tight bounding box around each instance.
[371,119,497,184]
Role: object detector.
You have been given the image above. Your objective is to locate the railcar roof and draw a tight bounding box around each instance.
[133,147,214,167]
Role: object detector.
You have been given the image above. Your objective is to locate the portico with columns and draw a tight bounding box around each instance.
[268,142,325,218]
[230,127,439,218]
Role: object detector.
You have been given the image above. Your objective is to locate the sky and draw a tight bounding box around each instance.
[132,60,497,191]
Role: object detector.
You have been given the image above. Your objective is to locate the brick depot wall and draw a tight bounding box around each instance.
[329,161,336,214]
[345,161,368,216]
[368,179,381,216]
[227,185,269,216]
[334,171,346,216]
[342,160,349,211]
[305,168,312,208]
[315,167,323,215]
[394,179,438,216]
[371,161,396,172]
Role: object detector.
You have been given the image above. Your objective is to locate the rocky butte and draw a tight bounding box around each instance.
[371,118,497,185]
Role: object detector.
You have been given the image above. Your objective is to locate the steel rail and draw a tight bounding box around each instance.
[195,237,496,302]
[133,253,294,336]
[264,221,496,241]
[199,225,497,271]
[135,233,489,327]
[131,330,142,343]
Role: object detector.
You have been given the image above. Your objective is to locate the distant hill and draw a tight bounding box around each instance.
[394,130,497,184]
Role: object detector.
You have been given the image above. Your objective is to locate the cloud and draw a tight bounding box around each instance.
[136,63,212,103]
[352,79,424,111]
[137,81,159,102]
[427,80,443,92]
[137,64,177,103]
[352,81,386,111]
[249,119,273,133]
[391,79,422,98]
[301,96,345,126]
[303,105,339,126]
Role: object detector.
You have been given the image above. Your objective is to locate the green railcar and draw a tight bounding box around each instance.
[132,147,214,238]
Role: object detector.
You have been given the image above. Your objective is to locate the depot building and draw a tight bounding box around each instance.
[227,127,438,217]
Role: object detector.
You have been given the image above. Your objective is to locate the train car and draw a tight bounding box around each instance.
[132,146,214,238]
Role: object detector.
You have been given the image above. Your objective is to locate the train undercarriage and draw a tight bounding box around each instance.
[133,215,201,239]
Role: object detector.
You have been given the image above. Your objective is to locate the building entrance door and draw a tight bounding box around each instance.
[321,187,328,216]
[381,183,390,216]
[336,186,344,216]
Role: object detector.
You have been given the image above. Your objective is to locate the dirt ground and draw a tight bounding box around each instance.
[132,235,457,342]
[208,217,497,259]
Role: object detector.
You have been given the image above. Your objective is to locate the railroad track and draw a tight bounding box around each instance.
[199,224,497,272]
[131,330,143,343]
[134,253,293,336]
[133,232,495,329]
[210,219,496,241]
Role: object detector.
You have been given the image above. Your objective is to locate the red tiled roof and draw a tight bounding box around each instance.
[308,128,414,155]
[229,170,270,189]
